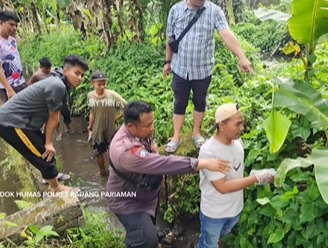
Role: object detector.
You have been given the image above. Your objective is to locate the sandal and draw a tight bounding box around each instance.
[192,136,206,148]
[42,172,71,185]
[165,139,181,153]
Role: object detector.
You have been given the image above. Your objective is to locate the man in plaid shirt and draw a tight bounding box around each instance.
[163,0,253,153]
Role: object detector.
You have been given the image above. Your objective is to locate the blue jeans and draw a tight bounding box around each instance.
[197,210,240,248]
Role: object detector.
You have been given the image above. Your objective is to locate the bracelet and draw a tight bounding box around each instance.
[164,60,171,65]
[88,127,93,131]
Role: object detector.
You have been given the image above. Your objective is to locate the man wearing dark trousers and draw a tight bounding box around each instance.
[106,101,231,247]
[0,55,88,193]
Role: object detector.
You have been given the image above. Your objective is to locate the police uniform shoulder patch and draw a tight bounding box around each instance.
[130,147,149,158]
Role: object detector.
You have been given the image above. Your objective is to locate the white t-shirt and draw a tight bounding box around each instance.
[199,137,244,218]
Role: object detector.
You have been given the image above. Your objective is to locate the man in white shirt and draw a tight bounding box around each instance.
[197,103,275,248]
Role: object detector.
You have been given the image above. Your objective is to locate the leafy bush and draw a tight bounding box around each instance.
[66,208,124,248]
[19,27,105,75]
[232,21,289,54]
[17,26,328,247]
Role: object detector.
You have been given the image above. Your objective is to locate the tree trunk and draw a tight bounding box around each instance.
[31,2,42,36]
[56,3,61,33]
[101,0,115,49]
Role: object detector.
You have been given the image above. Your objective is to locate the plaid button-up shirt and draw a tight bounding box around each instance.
[166,1,229,80]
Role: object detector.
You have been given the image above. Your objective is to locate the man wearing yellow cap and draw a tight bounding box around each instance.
[197,103,275,248]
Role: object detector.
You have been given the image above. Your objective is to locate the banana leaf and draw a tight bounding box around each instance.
[312,148,328,204]
[273,78,328,130]
[318,33,328,44]
[274,157,313,187]
[288,0,328,46]
[254,8,291,22]
[263,110,291,154]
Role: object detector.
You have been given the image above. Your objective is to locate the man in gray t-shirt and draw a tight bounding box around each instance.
[0,55,88,193]
[198,103,275,248]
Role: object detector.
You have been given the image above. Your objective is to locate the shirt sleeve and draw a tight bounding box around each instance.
[119,146,198,175]
[45,82,65,112]
[166,6,175,37]
[199,147,225,181]
[214,6,229,32]
[112,91,127,108]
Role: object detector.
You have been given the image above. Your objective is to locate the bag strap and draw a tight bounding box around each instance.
[176,7,205,42]
[109,154,140,187]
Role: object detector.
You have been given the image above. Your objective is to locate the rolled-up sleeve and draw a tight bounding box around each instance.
[119,146,198,175]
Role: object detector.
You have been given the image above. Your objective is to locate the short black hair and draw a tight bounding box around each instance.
[0,11,19,23]
[63,55,89,71]
[124,101,153,125]
[39,57,52,68]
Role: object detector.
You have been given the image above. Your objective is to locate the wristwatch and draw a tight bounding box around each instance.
[164,60,171,65]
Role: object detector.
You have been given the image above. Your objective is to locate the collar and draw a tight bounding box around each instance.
[51,67,69,88]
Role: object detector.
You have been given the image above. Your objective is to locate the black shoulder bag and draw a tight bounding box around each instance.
[168,7,205,54]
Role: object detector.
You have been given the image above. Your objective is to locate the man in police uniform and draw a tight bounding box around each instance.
[106,101,230,248]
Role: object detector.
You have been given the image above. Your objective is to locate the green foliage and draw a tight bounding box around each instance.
[232,20,289,53]
[164,174,201,223]
[16,21,328,247]
[274,157,313,187]
[263,110,291,153]
[24,225,59,246]
[288,0,328,46]
[19,27,105,75]
[66,208,124,248]
[273,78,328,132]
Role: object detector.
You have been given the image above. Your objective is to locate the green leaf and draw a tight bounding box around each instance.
[254,8,291,22]
[274,157,313,187]
[257,197,270,205]
[267,228,285,244]
[0,213,6,219]
[39,225,54,234]
[280,186,299,201]
[300,202,318,222]
[305,180,320,201]
[263,110,291,153]
[288,0,328,45]
[312,148,328,204]
[290,121,311,140]
[317,234,325,245]
[270,195,289,209]
[273,78,328,130]
[260,205,276,217]
[279,207,300,225]
[28,225,39,234]
[318,33,328,43]
[304,222,316,240]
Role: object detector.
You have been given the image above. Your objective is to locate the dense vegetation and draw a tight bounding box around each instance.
[2,0,328,247]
